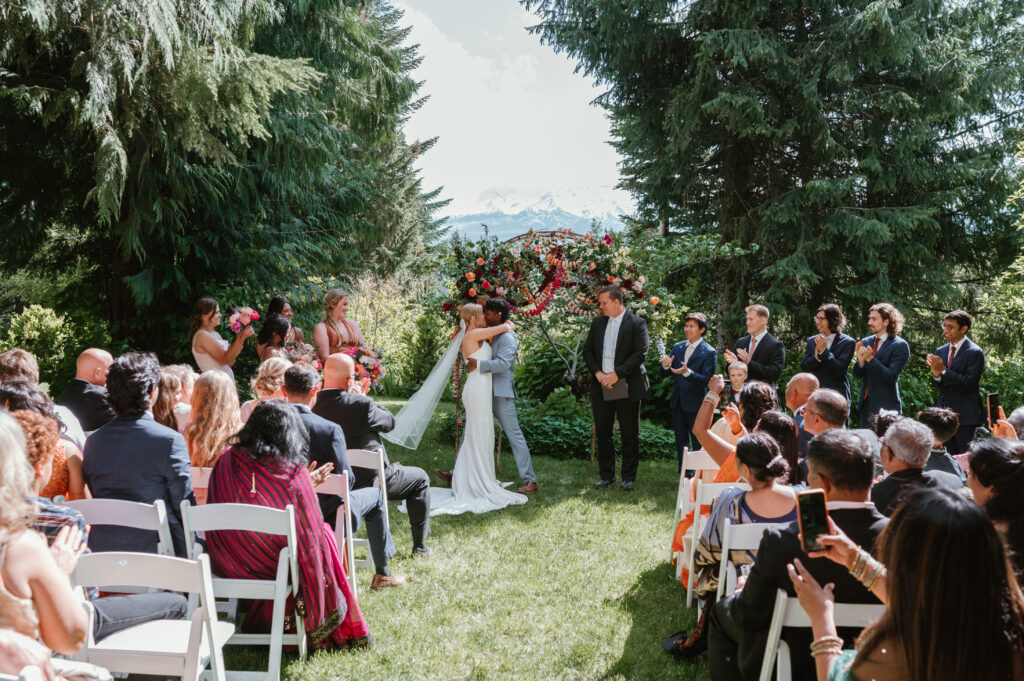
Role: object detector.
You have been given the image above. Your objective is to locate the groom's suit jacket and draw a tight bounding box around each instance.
[478,328,518,399]
[582,310,651,402]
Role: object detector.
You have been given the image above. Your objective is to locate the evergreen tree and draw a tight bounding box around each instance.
[523,0,1024,345]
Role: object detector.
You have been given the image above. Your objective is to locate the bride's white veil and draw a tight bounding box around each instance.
[383,320,466,450]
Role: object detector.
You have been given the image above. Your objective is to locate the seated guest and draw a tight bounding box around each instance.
[754,410,803,485]
[17,409,189,642]
[206,400,372,648]
[1007,406,1024,438]
[83,352,195,556]
[725,361,748,405]
[186,371,242,503]
[163,364,198,433]
[968,438,1024,573]
[313,354,432,556]
[152,368,182,430]
[240,357,291,423]
[785,373,819,459]
[0,630,56,679]
[916,407,968,483]
[1,380,86,500]
[871,417,963,516]
[788,487,1024,681]
[256,314,291,362]
[267,295,305,344]
[669,432,798,659]
[0,349,86,449]
[708,429,887,681]
[282,364,406,587]
[56,348,116,432]
[0,410,89,655]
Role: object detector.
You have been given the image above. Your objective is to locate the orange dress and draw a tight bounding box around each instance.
[325,320,362,353]
[40,445,70,499]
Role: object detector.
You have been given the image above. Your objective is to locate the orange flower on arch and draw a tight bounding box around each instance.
[466,272,476,282]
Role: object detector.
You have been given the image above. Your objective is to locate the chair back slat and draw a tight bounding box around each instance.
[73,552,204,593]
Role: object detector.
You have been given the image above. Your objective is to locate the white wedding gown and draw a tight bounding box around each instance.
[428,344,528,516]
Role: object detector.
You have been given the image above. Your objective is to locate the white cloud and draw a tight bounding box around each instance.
[396,2,632,216]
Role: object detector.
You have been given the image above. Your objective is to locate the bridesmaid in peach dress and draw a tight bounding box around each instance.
[312,289,365,363]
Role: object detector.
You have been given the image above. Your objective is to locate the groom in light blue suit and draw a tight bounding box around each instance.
[465,298,537,494]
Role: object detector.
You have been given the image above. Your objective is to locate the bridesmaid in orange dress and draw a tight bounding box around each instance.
[313,289,365,363]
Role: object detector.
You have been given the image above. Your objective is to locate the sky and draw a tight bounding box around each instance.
[396,0,633,216]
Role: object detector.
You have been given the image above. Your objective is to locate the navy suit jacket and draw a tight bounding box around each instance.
[800,333,856,403]
[852,335,910,415]
[733,332,785,389]
[82,413,195,556]
[930,338,985,425]
[294,403,354,526]
[662,339,717,413]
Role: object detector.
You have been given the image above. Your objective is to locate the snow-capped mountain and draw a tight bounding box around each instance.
[445,186,633,241]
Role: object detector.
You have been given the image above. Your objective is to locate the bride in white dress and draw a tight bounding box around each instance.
[384,303,527,516]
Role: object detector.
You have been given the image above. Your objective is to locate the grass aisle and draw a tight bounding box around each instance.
[280,399,708,681]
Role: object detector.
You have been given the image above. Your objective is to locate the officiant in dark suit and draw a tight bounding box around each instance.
[926,310,985,454]
[582,285,650,491]
[723,304,785,392]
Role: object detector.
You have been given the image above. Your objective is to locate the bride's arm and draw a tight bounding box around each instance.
[464,321,513,343]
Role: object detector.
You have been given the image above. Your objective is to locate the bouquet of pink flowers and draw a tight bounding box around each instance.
[344,346,387,389]
[284,341,322,370]
[228,306,260,333]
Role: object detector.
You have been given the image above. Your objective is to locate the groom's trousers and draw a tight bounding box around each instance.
[493,396,536,484]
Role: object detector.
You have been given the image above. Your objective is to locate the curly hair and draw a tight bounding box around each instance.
[10,410,61,471]
[737,380,778,432]
[817,303,846,334]
[0,379,68,437]
[106,353,161,417]
[152,370,182,430]
[233,400,309,465]
[251,357,292,399]
[0,349,40,383]
[0,411,35,544]
[186,371,242,468]
[870,302,904,336]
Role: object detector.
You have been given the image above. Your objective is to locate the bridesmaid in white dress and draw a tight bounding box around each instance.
[429,304,528,516]
[189,298,253,380]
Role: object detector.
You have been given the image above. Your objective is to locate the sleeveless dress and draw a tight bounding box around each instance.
[325,320,362,353]
[428,344,528,516]
[192,330,234,380]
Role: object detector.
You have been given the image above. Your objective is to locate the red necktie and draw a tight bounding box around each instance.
[948,345,956,367]
[749,336,757,357]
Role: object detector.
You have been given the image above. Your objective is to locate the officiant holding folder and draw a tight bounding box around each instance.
[583,285,651,491]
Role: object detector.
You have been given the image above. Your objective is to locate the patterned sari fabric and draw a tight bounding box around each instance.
[207,446,370,648]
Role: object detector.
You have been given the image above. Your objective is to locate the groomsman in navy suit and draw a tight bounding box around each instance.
[800,303,856,404]
[926,310,985,454]
[852,303,910,426]
[723,304,785,392]
[660,312,718,472]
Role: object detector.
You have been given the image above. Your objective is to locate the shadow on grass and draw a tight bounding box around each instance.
[599,564,708,681]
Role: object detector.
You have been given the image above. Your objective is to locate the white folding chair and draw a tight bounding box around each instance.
[71,552,234,681]
[190,467,214,503]
[671,448,720,563]
[715,520,790,600]
[315,471,358,595]
[0,667,46,681]
[759,588,885,681]
[346,448,389,528]
[66,498,175,557]
[683,480,750,607]
[180,501,306,681]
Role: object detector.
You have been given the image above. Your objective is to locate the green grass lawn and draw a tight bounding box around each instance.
[234,399,709,681]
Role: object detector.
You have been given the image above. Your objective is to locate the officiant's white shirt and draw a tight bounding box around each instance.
[602,309,626,373]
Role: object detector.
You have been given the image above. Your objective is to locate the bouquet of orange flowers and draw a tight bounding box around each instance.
[344,346,386,389]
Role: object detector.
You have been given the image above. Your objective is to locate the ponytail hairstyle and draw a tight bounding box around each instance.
[189,298,220,341]
[754,410,802,484]
[257,314,291,348]
[969,438,1024,573]
[322,289,348,340]
[735,431,790,483]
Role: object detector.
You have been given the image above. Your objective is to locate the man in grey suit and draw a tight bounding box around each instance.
[464,298,537,494]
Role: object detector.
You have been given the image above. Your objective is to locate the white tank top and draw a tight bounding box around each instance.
[191,330,235,380]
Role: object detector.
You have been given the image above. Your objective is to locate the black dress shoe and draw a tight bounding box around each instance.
[621,481,635,491]
[412,546,432,558]
[594,478,615,488]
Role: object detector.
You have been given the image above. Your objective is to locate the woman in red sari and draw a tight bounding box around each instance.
[206,400,371,649]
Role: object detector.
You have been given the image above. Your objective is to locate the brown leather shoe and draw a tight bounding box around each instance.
[433,469,453,485]
[516,482,538,494]
[370,573,407,590]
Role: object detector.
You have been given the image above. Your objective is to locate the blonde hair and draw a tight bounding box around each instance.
[251,357,292,398]
[322,288,348,340]
[163,364,197,394]
[186,371,242,467]
[460,303,483,324]
[728,361,749,374]
[0,411,35,544]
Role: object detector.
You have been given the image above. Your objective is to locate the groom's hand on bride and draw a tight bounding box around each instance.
[466,358,478,373]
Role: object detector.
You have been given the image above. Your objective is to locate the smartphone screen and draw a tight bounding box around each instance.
[988,393,1001,424]
[797,490,829,553]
